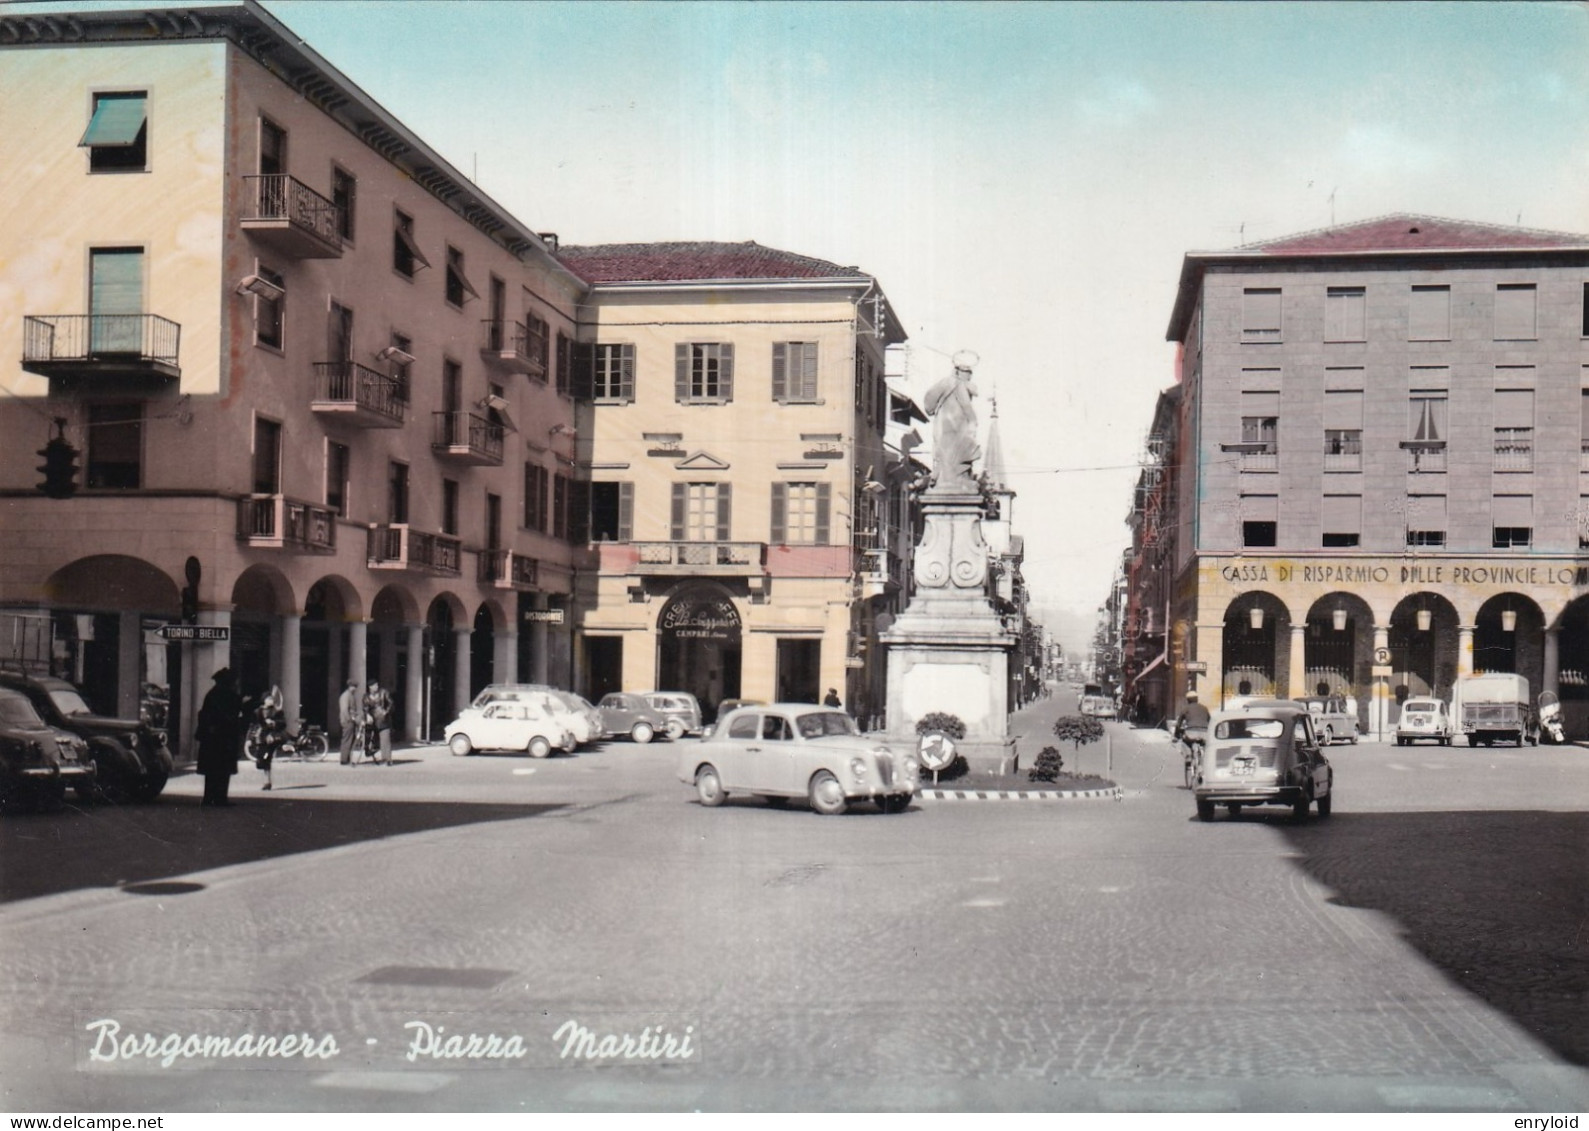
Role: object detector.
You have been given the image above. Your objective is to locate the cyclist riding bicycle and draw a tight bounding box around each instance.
[1174,690,1211,787]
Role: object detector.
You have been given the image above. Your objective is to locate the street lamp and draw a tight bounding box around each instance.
[1250,606,1264,631]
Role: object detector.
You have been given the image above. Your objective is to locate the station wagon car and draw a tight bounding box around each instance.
[642,692,703,739]
[1299,694,1357,745]
[678,703,919,815]
[1396,697,1453,746]
[444,700,574,758]
[1193,704,1333,822]
[596,693,673,744]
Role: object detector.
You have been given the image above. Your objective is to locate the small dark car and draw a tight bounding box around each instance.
[0,672,172,802]
[0,686,95,808]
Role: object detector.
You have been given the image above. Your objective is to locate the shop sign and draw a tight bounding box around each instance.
[522,609,565,624]
[157,624,229,641]
[1218,559,1589,590]
[658,595,740,641]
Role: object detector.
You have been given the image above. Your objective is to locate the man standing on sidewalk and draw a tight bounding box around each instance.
[337,679,360,765]
[366,679,393,766]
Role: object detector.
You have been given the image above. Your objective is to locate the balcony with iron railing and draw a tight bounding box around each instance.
[241,174,343,258]
[21,314,181,391]
[366,524,462,576]
[311,362,405,428]
[480,319,546,377]
[432,411,504,465]
[237,495,337,553]
[479,549,539,590]
[632,541,767,576]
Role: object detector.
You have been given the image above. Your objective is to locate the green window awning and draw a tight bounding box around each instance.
[80,94,147,148]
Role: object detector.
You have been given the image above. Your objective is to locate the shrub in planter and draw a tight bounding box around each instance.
[1027,745,1065,783]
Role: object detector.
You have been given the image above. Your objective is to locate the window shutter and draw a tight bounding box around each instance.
[1493,494,1532,526]
[1495,284,1537,339]
[618,481,633,542]
[770,483,787,544]
[1242,288,1281,337]
[1325,288,1365,341]
[556,332,571,396]
[1409,286,1449,340]
[675,343,689,402]
[670,482,685,540]
[1407,494,1447,532]
[571,342,593,400]
[800,342,818,400]
[1241,494,1278,521]
[1321,495,1361,534]
[570,480,590,545]
[1494,389,1533,429]
[1241,390,1280,416]
[720,344,734,402]
[620,345,635,400]
[716,482,732,540]
[772,343,787,401]
[815,482,831,544]
[1323,390,1363,429]
[1581,390,1589,442]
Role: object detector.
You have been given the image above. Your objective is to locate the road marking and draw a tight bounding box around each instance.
[1386,762,1411,771]
[963,898,1005,907]
[512,768,536,775]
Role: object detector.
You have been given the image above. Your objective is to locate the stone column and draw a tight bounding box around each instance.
[530,593,550,684]
[496,630,518,686]
[404,623,424,743]
[1372,624,1390,740]
[347,620,368,692]
[1544,625,1560,696]
[453,626,472,721]
[117,609,141,719]
[326,618,344,733]
[280,613,302,726]
[1458,624,1475,677]
[1288,623,1308,701]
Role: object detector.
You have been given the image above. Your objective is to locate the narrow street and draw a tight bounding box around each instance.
[1,688,1585,1113]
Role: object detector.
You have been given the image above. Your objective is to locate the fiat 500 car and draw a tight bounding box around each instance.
[678,703,919,814]
[1396,697,1453,745]
[461,684,604,746]
[1192,704,1333,822]
[0,687,95,807]
[443,700,574,758]
[1299,694,1357,745]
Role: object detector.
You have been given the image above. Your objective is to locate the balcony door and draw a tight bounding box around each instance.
[253,417,282,496]
[89,247,143,355]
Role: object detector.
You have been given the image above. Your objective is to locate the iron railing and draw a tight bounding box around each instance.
[237,495,337,552]
[313,361,405,424]
[243,174,342,249]
[366,524,462,575]
[479,549,539,588]
[634,542,765,571]
[23,314,180,366]
[432,411,504,462]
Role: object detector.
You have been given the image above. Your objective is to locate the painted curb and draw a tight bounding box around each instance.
[918,786,1123,802]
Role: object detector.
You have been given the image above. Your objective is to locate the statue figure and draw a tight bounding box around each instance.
[923,351,980,492]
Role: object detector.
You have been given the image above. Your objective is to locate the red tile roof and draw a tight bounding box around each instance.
[556,241,868,285]
[1245,214,1588,254]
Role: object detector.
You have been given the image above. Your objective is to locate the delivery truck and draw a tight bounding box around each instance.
[1453,673,1538,747]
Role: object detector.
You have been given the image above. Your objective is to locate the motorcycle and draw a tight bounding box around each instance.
[1539,690,1565,745]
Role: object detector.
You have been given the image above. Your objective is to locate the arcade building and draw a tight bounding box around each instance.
[1157,215,1589,738]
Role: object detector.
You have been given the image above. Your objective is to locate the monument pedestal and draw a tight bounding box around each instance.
[882,491,1018,773]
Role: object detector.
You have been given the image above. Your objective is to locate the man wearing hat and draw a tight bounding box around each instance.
[195,667,248,806]
[1174,690,1211,787]
[337,678,361,765]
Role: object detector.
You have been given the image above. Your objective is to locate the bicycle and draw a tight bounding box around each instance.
[1177,726,1205,789]
[347,718,382,765]
[244,719,330,762]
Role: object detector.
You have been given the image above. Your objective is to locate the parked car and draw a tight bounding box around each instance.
[1299,694,1357,745]
[0,671,171,802]
[0,687,95,808]
[643,692,703,739]
[678,702,918,815]
[1396,697,1453,746]
[701,699,764,738]
[595,692,672,743]
[443,700,574,758]
[1192,703,1333,822]
[462,684,604,746]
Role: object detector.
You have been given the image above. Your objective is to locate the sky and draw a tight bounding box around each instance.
[41,0,1589,652]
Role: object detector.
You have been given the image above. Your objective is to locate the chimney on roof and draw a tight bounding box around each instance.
[538,232,559,252]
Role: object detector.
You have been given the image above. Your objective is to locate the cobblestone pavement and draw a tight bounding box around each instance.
[1,692,1585,1113]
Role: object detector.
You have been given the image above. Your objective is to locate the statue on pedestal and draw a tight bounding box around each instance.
[922,351,980,493]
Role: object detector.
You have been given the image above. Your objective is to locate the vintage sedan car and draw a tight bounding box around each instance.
[1299,694,1357,745]
[677,703,919,815]
[596,692,672,743]
[1396,697,1453,746]
[1192,704,1333,822]
[643,692,703,739]
[0,687,95,808]
[444,700,574,758]
[0,671,171,802]
[462,684,604,746]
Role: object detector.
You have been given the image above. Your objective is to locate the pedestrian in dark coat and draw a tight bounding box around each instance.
[196,667,247,807]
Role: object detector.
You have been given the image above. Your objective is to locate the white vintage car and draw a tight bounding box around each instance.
[677,703,918,815]
[1396,697,1453,746]
[444,700,575,758]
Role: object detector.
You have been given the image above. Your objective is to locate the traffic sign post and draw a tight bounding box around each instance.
[158,624,230,642]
